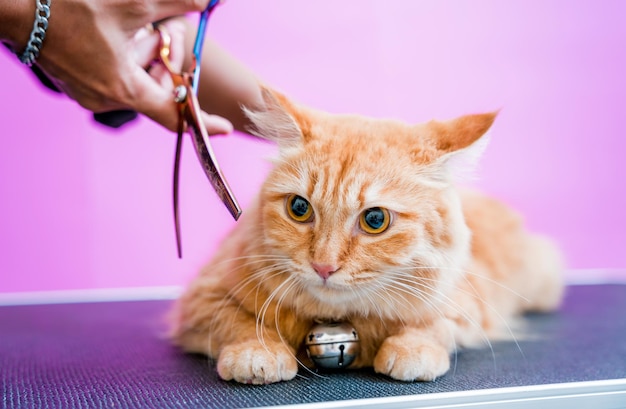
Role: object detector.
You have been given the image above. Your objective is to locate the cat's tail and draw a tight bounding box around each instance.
[518,234,565,313]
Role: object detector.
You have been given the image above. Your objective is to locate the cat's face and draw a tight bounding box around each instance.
[247,89,495,316]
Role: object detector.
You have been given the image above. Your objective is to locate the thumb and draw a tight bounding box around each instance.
[131,68,181,131]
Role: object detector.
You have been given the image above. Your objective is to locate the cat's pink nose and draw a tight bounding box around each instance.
[311,263,338,280]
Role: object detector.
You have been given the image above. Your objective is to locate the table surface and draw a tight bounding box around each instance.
[1,284,625,408]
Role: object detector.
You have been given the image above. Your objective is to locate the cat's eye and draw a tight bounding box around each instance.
[286,194,314,223]
[359,207,391,234]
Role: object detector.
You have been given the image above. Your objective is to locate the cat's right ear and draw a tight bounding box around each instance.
[426,111,498,181]
[243,86,307,147]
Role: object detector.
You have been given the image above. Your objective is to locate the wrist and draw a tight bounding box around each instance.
[0,0,37,52]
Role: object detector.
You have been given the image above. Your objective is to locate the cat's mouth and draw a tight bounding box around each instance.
[303,272,365,298]
[301,266,378,288]
[305,276,340,290]
[307,282,355,304]
[319,279,345,290]
[296,270,345,291]
[293,265,378,300]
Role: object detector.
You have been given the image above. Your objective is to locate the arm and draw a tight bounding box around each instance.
[179,18,264,134]
[0,0,224,132]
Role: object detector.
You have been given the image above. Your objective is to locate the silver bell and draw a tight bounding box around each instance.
[305,321,360,370]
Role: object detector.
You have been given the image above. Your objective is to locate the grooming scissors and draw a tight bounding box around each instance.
[157,0,241,258]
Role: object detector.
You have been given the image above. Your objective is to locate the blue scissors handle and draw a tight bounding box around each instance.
[156,5,241,258]
[191,0,221,93]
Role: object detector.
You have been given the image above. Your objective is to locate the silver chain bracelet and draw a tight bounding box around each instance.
[19,0,52,66]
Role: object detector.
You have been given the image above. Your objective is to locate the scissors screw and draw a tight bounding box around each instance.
[173,85,188,103]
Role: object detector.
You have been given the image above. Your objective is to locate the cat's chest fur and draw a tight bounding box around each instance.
[248,281,446,368]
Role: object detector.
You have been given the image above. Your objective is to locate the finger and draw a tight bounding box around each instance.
[128,19,188,130]
[133,26,161,69]
[132,74,233,135]
[159,18,187,74]
[129,64,233,135]
[133,18,185,69]
[131,67,180,131]
[200,111,233,136]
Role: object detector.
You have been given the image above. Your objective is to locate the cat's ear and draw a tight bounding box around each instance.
[427,111,498,180]
[243,86,309,147]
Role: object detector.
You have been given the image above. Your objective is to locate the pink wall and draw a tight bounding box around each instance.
[1,0,625,293]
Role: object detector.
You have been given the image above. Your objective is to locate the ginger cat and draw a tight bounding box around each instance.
[170,88,563,384]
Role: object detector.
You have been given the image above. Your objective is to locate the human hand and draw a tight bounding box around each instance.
[13,0,233,135]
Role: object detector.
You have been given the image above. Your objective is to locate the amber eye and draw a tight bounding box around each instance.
[359,207,391,234]
[286,194,314,223]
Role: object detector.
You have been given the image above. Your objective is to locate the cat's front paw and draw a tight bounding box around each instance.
[217,340,298,384]
[373,335,450,382]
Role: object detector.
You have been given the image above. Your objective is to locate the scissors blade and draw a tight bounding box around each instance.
[172,126,184,258]
[184,85,242,221]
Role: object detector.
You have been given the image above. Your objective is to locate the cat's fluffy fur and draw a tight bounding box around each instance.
[170,88,563,384]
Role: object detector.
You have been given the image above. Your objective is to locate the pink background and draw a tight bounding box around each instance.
[1,0,625,294]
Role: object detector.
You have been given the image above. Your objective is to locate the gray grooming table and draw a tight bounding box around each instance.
[1,284,625,408]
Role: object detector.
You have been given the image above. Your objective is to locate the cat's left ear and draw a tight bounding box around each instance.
[243,86,308,147]
[428,111,498,179]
